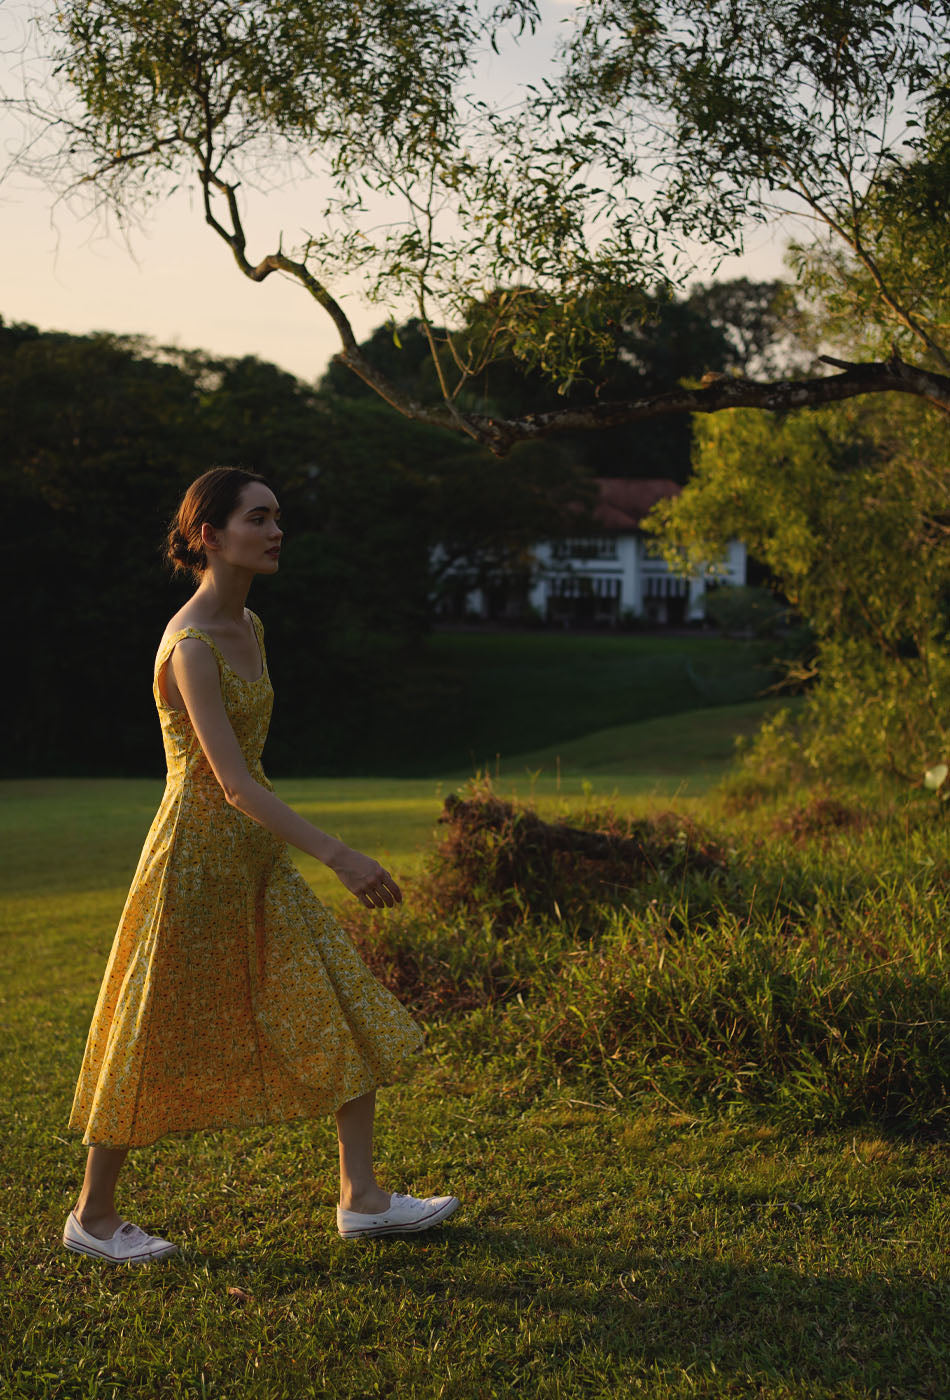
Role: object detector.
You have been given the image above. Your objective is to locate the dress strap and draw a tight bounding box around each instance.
[154,626,227,678]
[246,609,266,669]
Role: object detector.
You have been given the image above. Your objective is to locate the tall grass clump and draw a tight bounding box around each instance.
[340,776,732,1012]
[342,776,948,1132]
[449,892,949,1131]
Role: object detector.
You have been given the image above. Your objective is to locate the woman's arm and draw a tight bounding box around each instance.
[169,637,401,908]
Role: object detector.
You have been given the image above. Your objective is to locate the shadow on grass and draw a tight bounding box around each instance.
[169,1224,947,1394]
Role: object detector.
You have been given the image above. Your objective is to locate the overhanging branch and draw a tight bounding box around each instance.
[399,353,950,456]
[199,170,950,456]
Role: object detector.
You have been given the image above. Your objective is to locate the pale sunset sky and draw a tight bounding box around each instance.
[1,0,791,384]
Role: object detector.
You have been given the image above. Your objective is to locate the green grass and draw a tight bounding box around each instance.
[3,1086,947,1398]
[494,694,800,782]
[353,629,783,775]
[1,701,947,1399]
[0,698,798,905]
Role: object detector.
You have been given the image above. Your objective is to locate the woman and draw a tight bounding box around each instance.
[64,467,459,1263]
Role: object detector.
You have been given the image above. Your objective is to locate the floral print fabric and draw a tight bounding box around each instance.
[68,610,425,1149]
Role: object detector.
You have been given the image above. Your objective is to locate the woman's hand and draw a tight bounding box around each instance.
[328,845,403,908]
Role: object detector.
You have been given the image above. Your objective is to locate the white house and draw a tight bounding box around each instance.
[433,477,747,626]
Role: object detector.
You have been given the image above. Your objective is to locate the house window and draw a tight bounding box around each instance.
[548,576,621,598]
[645,575,688,598]
[551,537,618,561]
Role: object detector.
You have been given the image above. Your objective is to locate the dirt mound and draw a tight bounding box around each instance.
[771,795,868,843]
[421,780,729,927]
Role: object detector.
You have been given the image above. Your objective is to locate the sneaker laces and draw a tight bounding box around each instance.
[390,1192,426,1212]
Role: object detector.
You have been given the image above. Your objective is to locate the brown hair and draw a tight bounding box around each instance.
[165,467,271,583]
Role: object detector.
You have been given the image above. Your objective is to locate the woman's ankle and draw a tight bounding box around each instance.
[73,1202,123,1237]
[338,1183,391,1212]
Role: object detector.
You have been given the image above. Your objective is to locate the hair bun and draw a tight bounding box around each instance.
[165,522,205,577]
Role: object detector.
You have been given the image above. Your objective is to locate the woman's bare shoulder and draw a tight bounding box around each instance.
[158,606,260,658]
[156,611,214,667]
[161,605,209,641]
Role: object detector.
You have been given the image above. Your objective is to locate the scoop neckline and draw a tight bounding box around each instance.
[160,614,267,685]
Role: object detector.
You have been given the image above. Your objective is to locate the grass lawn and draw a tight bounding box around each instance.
[1,699,947,1398]
[332,628,785,776]
[0,698,800,905]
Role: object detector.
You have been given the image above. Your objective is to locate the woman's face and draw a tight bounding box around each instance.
[202,482,283,575]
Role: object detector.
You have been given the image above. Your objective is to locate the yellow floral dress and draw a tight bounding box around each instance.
[68,610,425,1149]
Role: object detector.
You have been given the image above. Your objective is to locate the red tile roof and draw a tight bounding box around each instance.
[569,477,682,532]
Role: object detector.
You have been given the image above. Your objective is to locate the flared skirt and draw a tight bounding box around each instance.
[68,819,424,1149]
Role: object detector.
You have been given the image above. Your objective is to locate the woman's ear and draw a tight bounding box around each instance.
[200,521,220,554]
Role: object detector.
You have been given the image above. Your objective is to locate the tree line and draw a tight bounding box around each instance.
[3,281,783,776]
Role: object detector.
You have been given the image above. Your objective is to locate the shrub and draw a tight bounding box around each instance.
[770,794,869,843]
[417,776,729,928]
[342,777,949,1130]
[446,898,950,1131]
[703,584,790,637]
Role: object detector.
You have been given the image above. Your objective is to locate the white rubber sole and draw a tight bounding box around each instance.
[63,1234,178,1265]
[338,1196,461,1239]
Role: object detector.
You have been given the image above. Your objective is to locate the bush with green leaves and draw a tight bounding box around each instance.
[702,584,791,638]
[643,397,950,787]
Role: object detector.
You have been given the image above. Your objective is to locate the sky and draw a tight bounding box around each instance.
[1,1,791,385]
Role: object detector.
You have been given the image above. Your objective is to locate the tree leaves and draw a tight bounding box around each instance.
[644,392,950,781]
[12,0,950,440]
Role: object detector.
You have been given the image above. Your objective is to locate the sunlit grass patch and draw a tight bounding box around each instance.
[336,775,949,1134]
[1,737,948,1397]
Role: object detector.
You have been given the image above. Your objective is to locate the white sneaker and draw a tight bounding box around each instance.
[337,1191,460,1240]
[63,1210,178,1264]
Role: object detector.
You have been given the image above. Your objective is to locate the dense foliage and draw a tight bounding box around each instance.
[14,0,950,442]
[643,181,950,788]
[0,317,590,776]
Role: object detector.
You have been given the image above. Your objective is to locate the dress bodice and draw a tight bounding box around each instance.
[152,610,274,784]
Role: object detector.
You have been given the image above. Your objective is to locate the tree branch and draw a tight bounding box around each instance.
[198,170,950,455]
[445,354,950,456]
[198,166,450,422]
